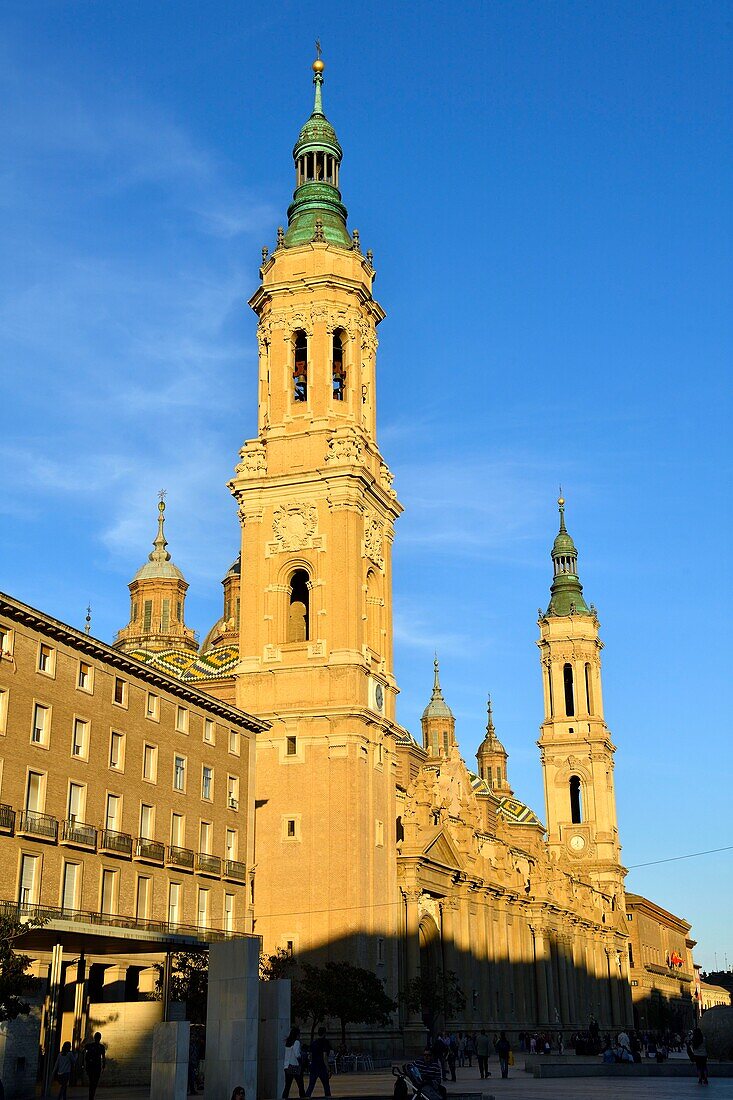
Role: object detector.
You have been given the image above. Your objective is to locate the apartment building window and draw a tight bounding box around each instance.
[224,893,235,932]
[225,829,237,861]
[26,771,45,814]
[61,862,80,911]
[109,731,125,770]
[0,626,12,657]
[228,729,240,755]
[201,766,213,801]
[78,661,93,692]
[146,693,159,721]
[227,776,239,810]
[171,813,185,848]
[286,735,297,756]
[38,643,55,675]
[197,888,210,929]
[31,703,50,746]
[176,706,188,734]
[139,803,154,840]
[136,876,151,920]
[142,744,158,782]
[105,794,121,832]
[203,718,215,745]
[101,869,119,915]
[285,817,298,840]
[72,718,89,759]
[113,677,127,706]
[0,688,8,735]
[168,882,181,925]
[67,783,85,823]
[199,821,212,855]
[173,755,186,792]
[18,854,40,906]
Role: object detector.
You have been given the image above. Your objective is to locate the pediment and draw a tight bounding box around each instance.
[423,829,463,871]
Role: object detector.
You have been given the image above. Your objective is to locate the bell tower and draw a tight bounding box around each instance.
[229,55,402,977]
[537,497,625,899]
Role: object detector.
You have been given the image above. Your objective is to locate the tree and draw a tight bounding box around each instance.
[260,947,296,981]
[403,968,465,1035]
[0,912,44,1022]
[155,951,209,1024]
[296,961,396,1046]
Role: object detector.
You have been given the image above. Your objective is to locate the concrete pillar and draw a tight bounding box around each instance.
[150,1021,189,1100]
[258,979,291,1100]
[204,938,260,1100]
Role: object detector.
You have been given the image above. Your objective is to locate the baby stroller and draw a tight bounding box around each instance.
[392,1064,444,1100]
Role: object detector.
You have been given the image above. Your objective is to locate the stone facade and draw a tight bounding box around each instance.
[626,892,697,1032]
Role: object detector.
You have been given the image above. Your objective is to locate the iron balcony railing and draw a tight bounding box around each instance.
[0,898,248,941]
[17,810,58,841]
[61,819,97,848]
[196,852,222,877]
[167,845,195,871]
[0,803,14,832]
[99,829,133,857]
[135,837,165,863]
[224,859,246,882]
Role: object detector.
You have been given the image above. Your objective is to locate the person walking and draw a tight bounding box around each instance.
[495,1031,511,1079]
[305,1027,331,1097]
[690,1028,709,1086]
[475,1029,491,1079]
[282,1027,306,1099]
[52,1042,76,1100]
[83,1033,105,1100]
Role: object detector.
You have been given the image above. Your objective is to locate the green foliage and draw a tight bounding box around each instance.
[403,968,465,1034]
[260,947,296,981]
[0,913,44,1023]
[155,951,209,1025]
[294,960,397,1044]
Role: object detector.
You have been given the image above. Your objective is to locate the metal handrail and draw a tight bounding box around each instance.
[99,829,133,856]
[61,819,97,847]
[167,845,195,870]
[17,810,58,840]
[224,859,246,881]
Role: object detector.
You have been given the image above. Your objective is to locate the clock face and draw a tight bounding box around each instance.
[375,684,384,711]
[569,834,586,852]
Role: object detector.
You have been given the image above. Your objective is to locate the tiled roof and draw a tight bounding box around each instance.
[128,644,239,683]
[497,795,543,828]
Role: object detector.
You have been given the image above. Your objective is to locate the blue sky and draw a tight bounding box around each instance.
[1,2,731,969]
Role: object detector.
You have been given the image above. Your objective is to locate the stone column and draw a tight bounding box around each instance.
[531,927,550,1025]
[618,942,634,1026]
[475,894,490,1021]
[150,1021,189,1100]
[607,947,622,1026]
[204,938,260,1100]
[557,937,571,1025]
[404,889,422,1023]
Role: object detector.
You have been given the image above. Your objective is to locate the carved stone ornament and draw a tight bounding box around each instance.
[380,460,397,499]
[364,513,384,568]
[324,428,363,465]
[234,441,267,479]
[272,503,318,551]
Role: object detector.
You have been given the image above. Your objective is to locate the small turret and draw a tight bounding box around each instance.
[476,696,513,795]
[421,657,456,756]
[114,497,197,654]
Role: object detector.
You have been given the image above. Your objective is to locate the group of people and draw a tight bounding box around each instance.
[418,1030,514,1083]
[51,1032,105,1100]
[282,1026,333,1098]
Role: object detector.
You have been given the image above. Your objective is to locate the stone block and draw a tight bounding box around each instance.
[702,1005,733,1060]
[150,1020,190,1100]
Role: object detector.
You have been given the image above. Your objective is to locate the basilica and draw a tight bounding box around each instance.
[111,55,638,1041]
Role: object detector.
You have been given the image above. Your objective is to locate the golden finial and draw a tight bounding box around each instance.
[313,38,324,72]
[558,484,564,508]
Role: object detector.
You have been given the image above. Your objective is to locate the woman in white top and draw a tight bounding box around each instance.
[282,1026,305,1099]
[52,1042,76,1100]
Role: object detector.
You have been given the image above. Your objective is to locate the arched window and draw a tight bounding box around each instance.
[287,569,310,642]
[395,816,404,844]
[569,775,583,824]
[563,662,575,717]
[547,666,554,716]
[332,330,346,400]
[584,662,593,714]
[293,330,308,402]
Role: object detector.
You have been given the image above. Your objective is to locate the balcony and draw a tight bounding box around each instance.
[0,804,14,834]
[17,810,58,842]
[99,829,133,858]
[135,837,165,865]
[224,859,246,883]
[61,819,97,850]
[167,845,195,871]
[196,852,222,878]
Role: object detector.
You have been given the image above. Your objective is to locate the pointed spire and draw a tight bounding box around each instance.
[486,693,494,733]
[421,654,454,721]
[149,492,172,564]
[547,493,589,616]
[84,604,92,636]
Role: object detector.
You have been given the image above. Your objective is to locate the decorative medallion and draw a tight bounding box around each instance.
[273,503,318,551]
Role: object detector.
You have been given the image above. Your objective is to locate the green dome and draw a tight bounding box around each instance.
[283,60,351,249]
[547,497,589,616]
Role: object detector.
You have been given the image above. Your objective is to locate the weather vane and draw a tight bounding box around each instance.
[158,488,167,504]
[315,38,322,60]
